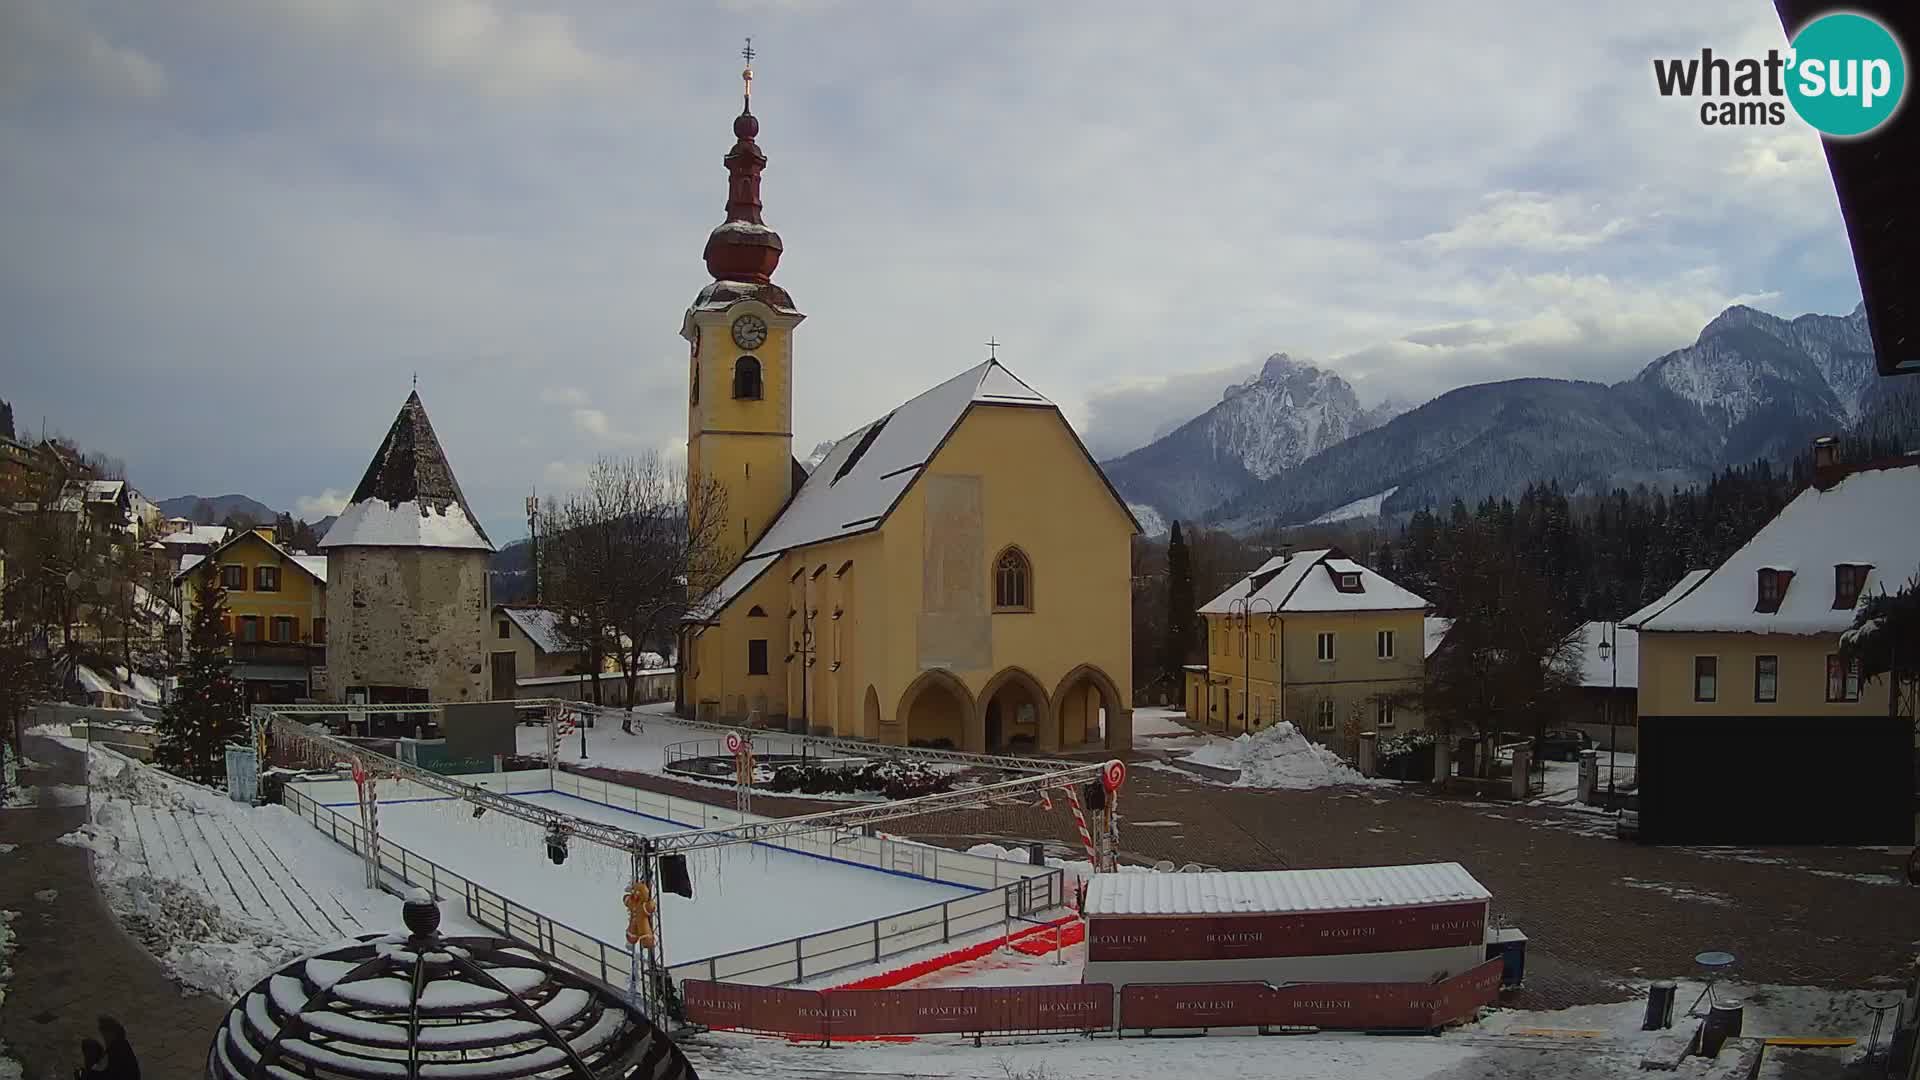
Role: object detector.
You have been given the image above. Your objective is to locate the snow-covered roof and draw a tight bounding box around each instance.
[1635,461,1920,635]
[1424,617,1453,658]
[747,360,1049,558]
[1620,570,1711,629]
[500,607,573,654]
[173,530,328,586]
[1085,862,1489,917]
[160,525,230,546]
[1574,621,1637,690]
[320,391,494,552]
[73,664,162,705]
[1199,549,1428,614]
[85,479,126,500]
[689,359,1131,620]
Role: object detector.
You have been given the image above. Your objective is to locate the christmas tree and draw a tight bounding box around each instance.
[158,576,245,784]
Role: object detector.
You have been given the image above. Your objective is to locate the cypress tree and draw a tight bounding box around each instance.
[1163,521,1195,682]
[158,576,245,785]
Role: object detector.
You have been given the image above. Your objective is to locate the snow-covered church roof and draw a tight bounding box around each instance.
[691,359,1129,620]
[1632,458,1920,635]
[320,391,494,552]
[1199,548,1427,614]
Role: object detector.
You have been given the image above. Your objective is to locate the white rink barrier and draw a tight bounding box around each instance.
[283,770,1066,989]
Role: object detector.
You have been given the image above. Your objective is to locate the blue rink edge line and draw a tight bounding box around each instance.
[319,789,988,894]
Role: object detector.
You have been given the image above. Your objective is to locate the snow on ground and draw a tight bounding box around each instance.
[359,791,974,964]
[679,974,1885,1079]
[0,907,18,1080]
[1129,707,1217,756]
[515,709,906,803]
[1182,722,1384,789]
[59,748,469,998]
[1308,485,1400,524]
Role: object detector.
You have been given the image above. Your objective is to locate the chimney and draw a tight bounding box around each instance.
[1810,435,1844,490]
[1812,435,1839,470]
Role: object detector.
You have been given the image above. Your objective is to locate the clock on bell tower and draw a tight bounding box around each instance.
[683,45,805,559]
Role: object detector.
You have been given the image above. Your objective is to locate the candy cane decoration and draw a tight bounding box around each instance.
[1065,784,1098,864]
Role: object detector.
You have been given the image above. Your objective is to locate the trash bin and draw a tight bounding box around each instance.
[1700,998,1744,1057]
[1643,981,1676,1031]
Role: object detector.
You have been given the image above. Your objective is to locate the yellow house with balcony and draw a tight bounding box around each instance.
[175,527,328,704]
[1185,548,1429,755]
[1624,450,1916,845]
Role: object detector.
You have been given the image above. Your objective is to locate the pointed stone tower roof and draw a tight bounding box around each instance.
[319,391,494,551]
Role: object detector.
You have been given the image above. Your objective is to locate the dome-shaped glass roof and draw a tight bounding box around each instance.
[207,894,696,1080]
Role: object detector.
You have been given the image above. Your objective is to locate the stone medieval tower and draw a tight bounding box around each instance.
[321,391,495,704]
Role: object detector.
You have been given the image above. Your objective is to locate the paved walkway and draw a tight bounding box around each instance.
[1,731,228,1080]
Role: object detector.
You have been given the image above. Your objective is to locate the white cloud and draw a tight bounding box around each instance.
[541,460,590,491]
[1416,191,1634,254]
[294,489,350,518]
[0,0,166,100]
[0,0,1861,529]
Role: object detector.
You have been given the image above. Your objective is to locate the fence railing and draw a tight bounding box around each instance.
[282,771,1067,990]
[659,736,867,772]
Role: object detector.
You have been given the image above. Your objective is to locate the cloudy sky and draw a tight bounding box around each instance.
[0,1,1863,541]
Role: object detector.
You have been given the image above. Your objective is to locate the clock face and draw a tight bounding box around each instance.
[731,314,768,350]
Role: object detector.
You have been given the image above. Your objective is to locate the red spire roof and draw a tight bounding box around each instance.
[702,48,783,284]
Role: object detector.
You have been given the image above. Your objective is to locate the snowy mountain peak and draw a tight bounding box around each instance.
[1644,301,1876,425]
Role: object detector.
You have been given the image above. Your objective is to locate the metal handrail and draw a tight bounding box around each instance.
[281,781,1065,988]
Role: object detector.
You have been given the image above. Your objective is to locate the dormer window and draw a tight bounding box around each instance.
[1754,568,1792,613]
[1833,564,1871,610]
[1339,573,1361,591]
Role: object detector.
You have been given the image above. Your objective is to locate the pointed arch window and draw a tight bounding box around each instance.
[733,355,763,400]
[747,605,767,618]
[993,547,1033,612]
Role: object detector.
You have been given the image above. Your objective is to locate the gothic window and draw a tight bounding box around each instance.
[733,355,763,400]
[994,547,1032,611]
[747,605,767,617]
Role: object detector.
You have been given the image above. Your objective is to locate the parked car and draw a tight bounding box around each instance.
[1616,793,1640,842]
[1536,728,1594,762]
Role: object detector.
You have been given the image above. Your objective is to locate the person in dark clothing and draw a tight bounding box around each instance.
[75,1037,107,1080]
[96,1017,139,1080]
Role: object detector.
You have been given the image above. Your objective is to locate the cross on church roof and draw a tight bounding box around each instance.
[741,36,754,101]
[985,337,1001,360]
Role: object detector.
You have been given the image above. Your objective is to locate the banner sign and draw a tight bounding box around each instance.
[1088,901,1486,962]
[1118,959,1506,1031]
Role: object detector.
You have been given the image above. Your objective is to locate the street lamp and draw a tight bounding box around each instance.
[1597,621,1619,799]
[1227,597,1277,736]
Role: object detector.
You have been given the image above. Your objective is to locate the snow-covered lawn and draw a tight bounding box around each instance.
[358,791,975,965]
[58,747,476,997]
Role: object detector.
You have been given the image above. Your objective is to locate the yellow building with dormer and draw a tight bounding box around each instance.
[1185,549,1429,755]
[675,70,1136,754]
[175,527,329,704]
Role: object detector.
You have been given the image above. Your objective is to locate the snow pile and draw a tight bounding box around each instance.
[1184,722,1378,789]
[59,748,391,997]
[966,843,1157,891]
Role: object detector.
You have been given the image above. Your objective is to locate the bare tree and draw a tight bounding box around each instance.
[544,456,732,730]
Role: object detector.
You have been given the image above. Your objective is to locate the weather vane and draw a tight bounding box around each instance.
[985,337,1001,360]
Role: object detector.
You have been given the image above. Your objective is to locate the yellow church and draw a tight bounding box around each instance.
[676,62,1136,754]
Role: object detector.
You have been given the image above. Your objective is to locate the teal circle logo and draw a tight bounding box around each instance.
[1785,12,1906,137]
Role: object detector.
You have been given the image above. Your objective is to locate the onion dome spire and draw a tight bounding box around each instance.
[703,37,784,284]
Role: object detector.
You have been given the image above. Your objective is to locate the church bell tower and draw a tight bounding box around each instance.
[683,40,805,558]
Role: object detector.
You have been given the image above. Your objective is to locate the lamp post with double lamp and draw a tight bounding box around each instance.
[1227,597,1276,736]
[1597,621,1619,799]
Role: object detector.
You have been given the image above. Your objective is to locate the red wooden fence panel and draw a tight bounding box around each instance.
[682,980,830,1037]
[1119,958,1507,1031]
[822,984,1112,1036]
[1089,901,1487,962]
